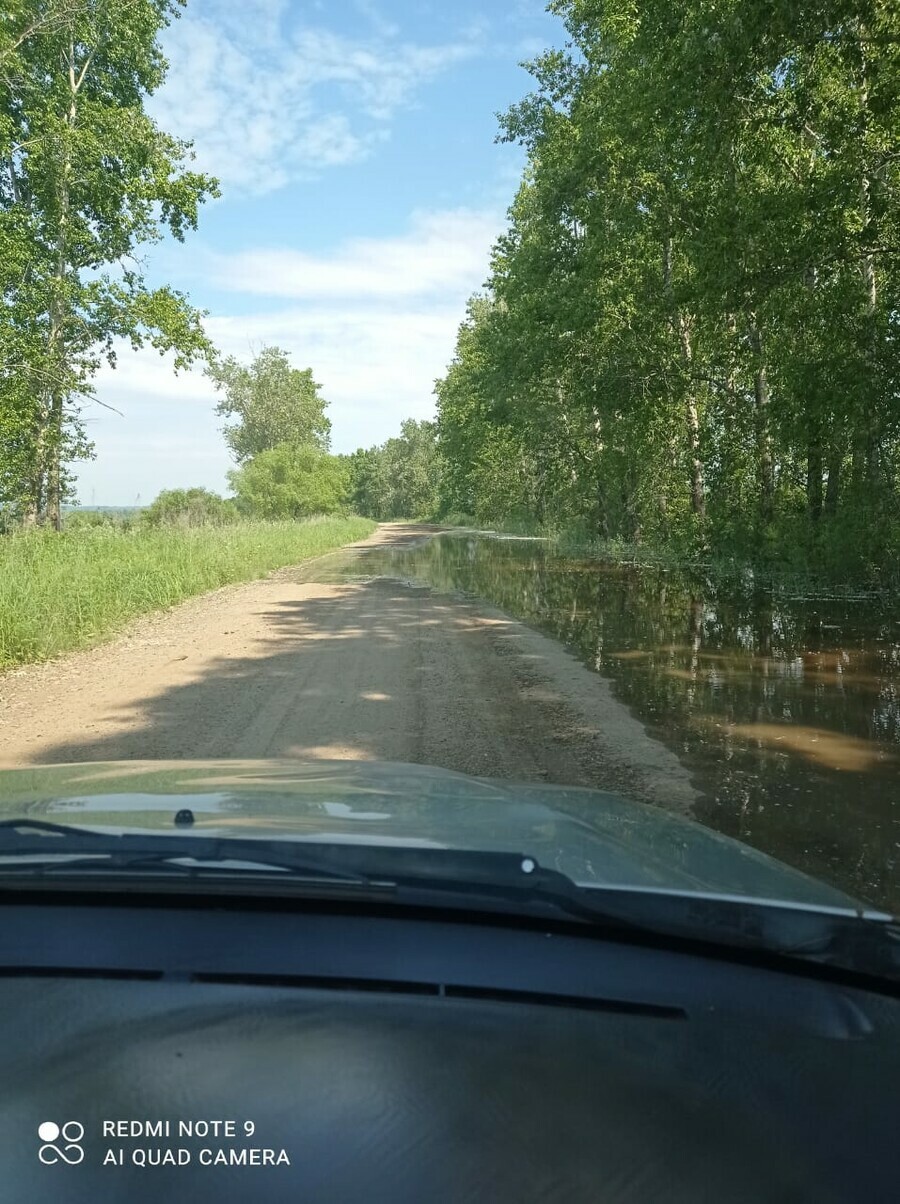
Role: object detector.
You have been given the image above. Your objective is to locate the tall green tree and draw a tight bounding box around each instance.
[1,0,218,528]
[208,346,332,463]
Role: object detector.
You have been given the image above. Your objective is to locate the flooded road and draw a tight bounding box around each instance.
[305,529,899,911]
[2,525,693,830]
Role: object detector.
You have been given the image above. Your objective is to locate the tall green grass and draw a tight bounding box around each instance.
[0,515,376,669]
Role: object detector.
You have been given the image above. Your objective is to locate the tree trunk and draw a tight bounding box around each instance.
[624,464,641,543]
[747,316,775,528]
[852,38,879,491]
[824,447,842,516]
[596,488,610,540]
[45,262,67,531]
[683,383,705,520]
[807,435,823,522]
[802,266,823,522]
[45,393,63,531]
[42,36,80,532]
[662,238,706,519]
[851,206,878,489]
[590,405,609,539]
[28,32,88,529]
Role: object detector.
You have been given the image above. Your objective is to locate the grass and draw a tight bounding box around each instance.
[0,514,376,670]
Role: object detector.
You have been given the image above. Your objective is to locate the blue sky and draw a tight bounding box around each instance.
[76,0,563,505]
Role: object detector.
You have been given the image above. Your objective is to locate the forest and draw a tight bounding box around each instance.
[435,0,900,581]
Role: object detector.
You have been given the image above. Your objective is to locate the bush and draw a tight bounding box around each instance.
[228,444,349,519]
[141,488,238,528]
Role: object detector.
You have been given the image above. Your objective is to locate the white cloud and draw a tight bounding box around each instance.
[353,0,400,41]
[209,208,497,299]
[201,207,500,450]
[77,206,502,502]
[94,351,217,404]
[150,1,481,194]
[75,360,231,506]
[514,36,548,59]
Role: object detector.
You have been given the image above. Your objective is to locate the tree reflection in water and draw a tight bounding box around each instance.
[315,532,898,911]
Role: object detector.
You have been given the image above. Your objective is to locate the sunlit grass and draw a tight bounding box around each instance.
[0,515,375,669]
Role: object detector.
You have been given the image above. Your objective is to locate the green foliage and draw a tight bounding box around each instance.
[228,443,349,520]
[141,487,237,528]
[386,419,441,519]
[437,511,478,528]
[0,0,217,527]
[0,516,375,668]
[208,347,332,463]
[346,447,384,518]
[435,0,900,582]
[348,420,441,519]
[63,507,138,532]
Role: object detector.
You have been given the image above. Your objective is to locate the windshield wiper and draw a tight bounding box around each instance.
[0,819,664,932]
[0,819,896,986]
[0,820,600,914]
[0,819,381,885]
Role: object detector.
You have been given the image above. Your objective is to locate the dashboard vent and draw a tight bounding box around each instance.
[190,971,685,1017]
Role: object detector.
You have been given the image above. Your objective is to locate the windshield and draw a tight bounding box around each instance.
[0,0,897,957]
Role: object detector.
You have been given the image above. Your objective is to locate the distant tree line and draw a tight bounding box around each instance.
[346,419,441,520]
[209,347,441,522]
[435,0,900,577]
[127,347,442,527]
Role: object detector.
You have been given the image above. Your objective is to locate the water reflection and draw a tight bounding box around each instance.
[697,720,895,773]
[300,532,899,911]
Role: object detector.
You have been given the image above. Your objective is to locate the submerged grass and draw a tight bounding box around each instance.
[550,532,899,600]
[0,515,376,670]
[438,517,898,600]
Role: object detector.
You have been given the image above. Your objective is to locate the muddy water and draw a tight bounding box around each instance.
[308,529,899,911]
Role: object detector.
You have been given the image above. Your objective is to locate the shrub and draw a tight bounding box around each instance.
[141,488,238,528]
[228,444,349,519]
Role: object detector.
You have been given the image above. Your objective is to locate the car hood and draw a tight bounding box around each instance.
[0,759,863,910]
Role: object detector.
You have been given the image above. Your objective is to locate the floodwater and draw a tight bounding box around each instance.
[311,529,899,912]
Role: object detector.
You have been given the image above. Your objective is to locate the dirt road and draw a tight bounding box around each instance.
[0,524,695,809]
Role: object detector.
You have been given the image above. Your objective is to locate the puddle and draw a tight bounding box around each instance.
[293,531,899,909]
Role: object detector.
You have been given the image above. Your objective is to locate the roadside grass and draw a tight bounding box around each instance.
[0,515,376,670]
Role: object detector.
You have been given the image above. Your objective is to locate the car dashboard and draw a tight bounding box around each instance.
[0,891,897,1202]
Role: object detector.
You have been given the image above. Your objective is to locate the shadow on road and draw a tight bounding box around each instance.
[30,575,568,786]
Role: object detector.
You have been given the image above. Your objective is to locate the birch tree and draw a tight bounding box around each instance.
[0,0,217,526]
[434,0,900,575]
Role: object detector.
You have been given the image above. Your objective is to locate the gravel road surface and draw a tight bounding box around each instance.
[0,524,695,810]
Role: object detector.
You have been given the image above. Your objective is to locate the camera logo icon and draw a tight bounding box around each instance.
[38,1121,84,1165]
